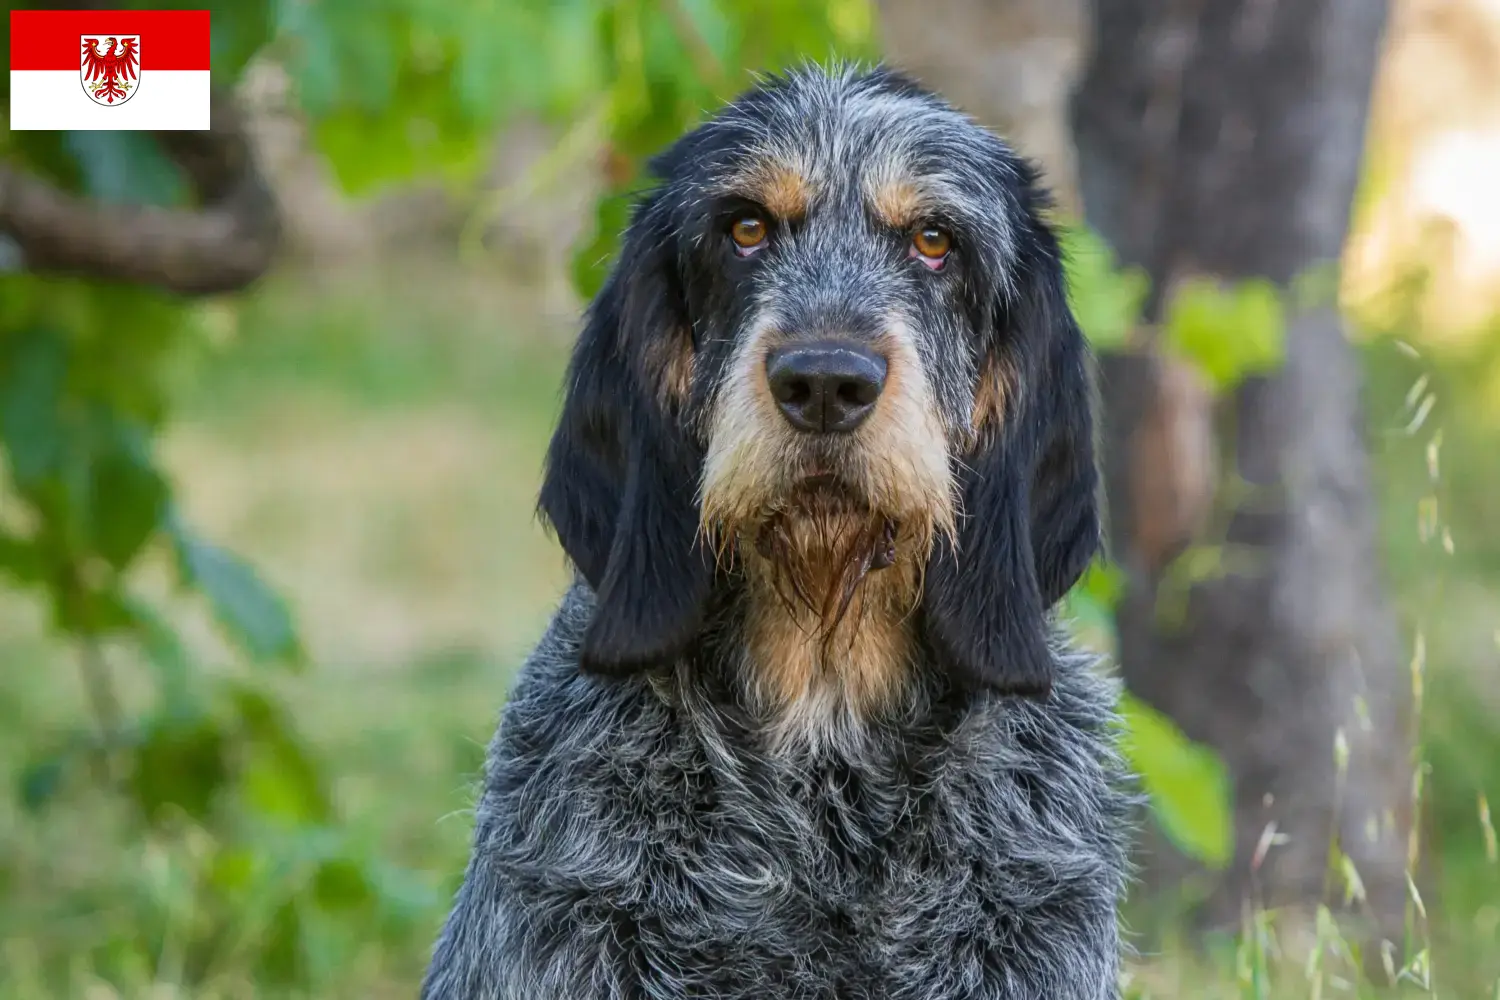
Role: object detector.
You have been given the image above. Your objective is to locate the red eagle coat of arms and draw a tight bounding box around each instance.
[81,35,140,106]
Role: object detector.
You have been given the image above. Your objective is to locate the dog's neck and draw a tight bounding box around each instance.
[732,508,929,749]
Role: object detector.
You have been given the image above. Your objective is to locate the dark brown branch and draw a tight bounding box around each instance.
[0,92,280,295]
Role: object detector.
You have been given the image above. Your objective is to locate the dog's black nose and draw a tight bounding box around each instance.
[766,341,887,433]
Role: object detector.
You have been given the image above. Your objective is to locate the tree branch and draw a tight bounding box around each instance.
[76,636,122,783]
[0,92,281,296]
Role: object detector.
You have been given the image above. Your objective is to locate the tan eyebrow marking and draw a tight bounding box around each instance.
[731,159,814,220]
[869,177,926,230]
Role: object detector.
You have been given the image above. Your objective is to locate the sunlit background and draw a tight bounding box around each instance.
[3,1,1500,997]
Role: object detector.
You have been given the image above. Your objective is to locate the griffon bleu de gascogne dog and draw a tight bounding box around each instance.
[422,64,1133,1000]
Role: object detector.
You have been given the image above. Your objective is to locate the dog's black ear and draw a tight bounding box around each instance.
[923,216,1101,699]
[537,194,713,676]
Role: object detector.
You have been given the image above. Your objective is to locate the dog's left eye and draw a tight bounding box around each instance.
[910,227,951,269]
[730,215,769,256]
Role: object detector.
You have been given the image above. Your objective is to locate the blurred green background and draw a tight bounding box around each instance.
[3,0,1500,997]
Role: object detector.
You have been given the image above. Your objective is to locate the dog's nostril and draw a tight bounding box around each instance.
[837,378,878,407]
[775,376,813,406]
[765,341,887,434]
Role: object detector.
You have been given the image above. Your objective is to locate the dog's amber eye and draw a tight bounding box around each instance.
[730,216,768,252]
[911,227,951,261]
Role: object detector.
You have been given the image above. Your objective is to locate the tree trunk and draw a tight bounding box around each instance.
[1071,0,1411,945]
[875,0,1088,213]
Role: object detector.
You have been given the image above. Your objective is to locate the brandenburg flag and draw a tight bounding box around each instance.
[8,9,210,130]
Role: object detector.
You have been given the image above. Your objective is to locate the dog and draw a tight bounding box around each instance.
[422,64,1133,1000]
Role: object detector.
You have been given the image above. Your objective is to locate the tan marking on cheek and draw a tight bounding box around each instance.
[970,353,1015,439]
[644,330,695,410]
[869,178,925,231]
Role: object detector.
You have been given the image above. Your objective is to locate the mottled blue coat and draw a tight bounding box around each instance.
[422,585,1132,999]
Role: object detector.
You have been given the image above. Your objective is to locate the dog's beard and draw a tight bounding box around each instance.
[700,468,942,726]
[705,476,928,650]
[755,492,895,633]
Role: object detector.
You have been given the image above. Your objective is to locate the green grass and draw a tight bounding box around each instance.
[1362,331,1500,991]
[3,264,1500,998]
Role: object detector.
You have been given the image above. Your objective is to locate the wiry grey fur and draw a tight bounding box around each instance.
[422,64,1135,1000]
[425,587,1131,999]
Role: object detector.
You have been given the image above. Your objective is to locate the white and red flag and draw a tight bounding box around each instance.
[9,9,210,130]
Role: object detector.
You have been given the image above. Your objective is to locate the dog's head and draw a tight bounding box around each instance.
[539,65,1100,699]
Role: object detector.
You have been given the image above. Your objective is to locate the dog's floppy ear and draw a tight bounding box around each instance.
[923,214,1101,699]
[537,193,713,676]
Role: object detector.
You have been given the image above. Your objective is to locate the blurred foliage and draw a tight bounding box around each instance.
[1060,225,1150,352]
[1121,695,1234,871]
[1163,277,1286,392]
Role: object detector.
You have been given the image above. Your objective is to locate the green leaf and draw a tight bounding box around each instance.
[52,582,138,636]
[534,3,607,120]
[0,531,45,584]
[18,753,70,812]
[571,190,635,302]
[1059,225,1149,351]
[260,897,310,988]
[88,416,168,570]
[321,7,400,114]
[207,842,260,898]
[453,5,553,121]
[128,712,232,824]
[0,326,69,489]
[1119,692,1234,869]
[677,0,735,66]
[310,62,490,196]
[1076,559,1125,607]
[206,0,273,78]
[228,683,332,825]
[283,0,512,196]
[167,515,302,666]
[312,856,374,914]
[1061,559,1126,651]
[1163,277,1287,391]
[239,741,330,826]
[121,594,196,712]
[0,125,84,190]
[364,856,441,930]
[272,0,346,116]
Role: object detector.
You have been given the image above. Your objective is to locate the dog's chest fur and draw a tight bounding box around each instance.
[423,586,1131,1000]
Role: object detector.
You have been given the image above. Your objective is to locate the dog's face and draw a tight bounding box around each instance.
[539,66,1100,700]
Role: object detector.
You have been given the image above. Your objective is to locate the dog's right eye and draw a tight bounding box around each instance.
[730,216,769,255]
[910,226,952,268]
